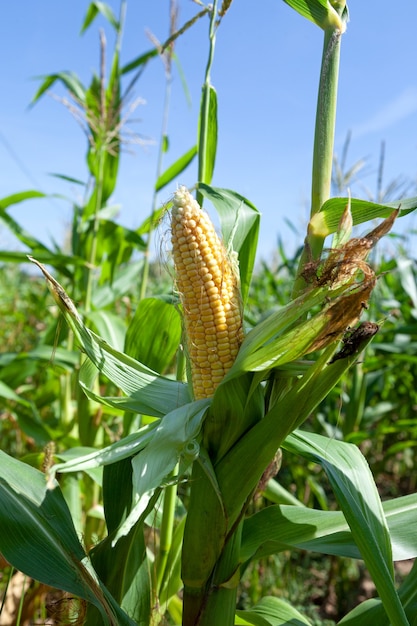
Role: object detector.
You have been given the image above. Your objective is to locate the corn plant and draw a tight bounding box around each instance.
[2,1,417,625]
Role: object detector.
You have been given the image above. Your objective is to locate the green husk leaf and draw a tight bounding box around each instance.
[131,398,210,501]
[198,184,261,307]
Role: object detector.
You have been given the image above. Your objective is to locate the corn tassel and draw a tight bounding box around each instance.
[171,186,244,399]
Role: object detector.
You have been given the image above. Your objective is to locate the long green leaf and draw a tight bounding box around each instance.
[31,71,86,104]
[155,145,197,192]
[284,430,408,626]
[241,493,417,563]
[49,424,158,478]
[311,196,417,237]
[29,257,191,417]
[198,84,218,187]
[282,0,344,30]
[0,452,134,625]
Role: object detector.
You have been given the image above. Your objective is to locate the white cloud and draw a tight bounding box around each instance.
[352,87,417,139]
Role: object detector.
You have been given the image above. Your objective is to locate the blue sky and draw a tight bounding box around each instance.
[1,1,417,260]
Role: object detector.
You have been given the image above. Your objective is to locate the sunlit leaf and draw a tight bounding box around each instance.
[311,196,417,237]
[284,430,408,625]
[155,145,198,192]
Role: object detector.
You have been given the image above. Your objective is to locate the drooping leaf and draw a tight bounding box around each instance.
[0,451,135,625]
[311,196,417,237]
[49,423,158,480]
[31,71,86,105]
[29,258,191,417]
[283,430,408,626]
[241,493,417,563]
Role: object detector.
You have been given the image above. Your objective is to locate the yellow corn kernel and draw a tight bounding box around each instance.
[171,186,244,399]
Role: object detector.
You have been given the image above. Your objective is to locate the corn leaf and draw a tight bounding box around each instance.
[155,145,198,191]
[198,84,217,186]
[224,285,330,378]
[49,423,158,479]
[284,430,408,626]
[0,451,135,625]
[86,310,127,352]
[0,379,51,444]
[81,2,119,34]
[235,596,312,625]
[158,516,186,607]
[90,458,152,625]
[282,0,343,30]
[131,399,210,501]
[124,298,181,374]
[121,48,159,75]
[30,257,191,416]
[31,71,86,105]
[198,184,261,307]
[216,344,377,532]
[311,196,417,237]
[241,492,417,563]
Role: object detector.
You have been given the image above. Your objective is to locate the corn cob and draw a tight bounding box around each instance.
[171,186,244,399]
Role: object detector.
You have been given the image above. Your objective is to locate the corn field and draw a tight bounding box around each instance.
[1,2,417,625]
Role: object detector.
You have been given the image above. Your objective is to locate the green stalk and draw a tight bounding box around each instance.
[155,337,187,612]
[196,0,218,207]
[84,149,106,314]
[155,465,178,594]
[192,523,242,626]
[293,19,344,296]
[343,361,366,436]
